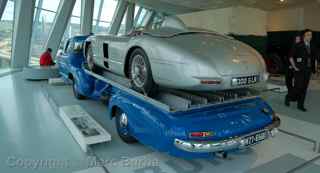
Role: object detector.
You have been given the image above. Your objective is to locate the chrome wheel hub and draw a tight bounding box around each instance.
[119,112,128,127]
[131,55,147,88]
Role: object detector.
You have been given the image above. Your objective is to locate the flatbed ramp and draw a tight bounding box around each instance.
[84,69,261,112]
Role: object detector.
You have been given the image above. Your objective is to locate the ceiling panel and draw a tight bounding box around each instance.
[155,0,316,11]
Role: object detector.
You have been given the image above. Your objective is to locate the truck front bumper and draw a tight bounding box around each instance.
[174,117,280,153]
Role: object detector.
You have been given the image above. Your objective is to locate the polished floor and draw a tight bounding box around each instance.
[1,72,320,173]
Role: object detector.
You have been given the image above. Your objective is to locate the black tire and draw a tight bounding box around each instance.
[128,48,157,96]
[115,108,137,143]
[268,54,284,74]
[85,44,100,73]
[72,79,86,100]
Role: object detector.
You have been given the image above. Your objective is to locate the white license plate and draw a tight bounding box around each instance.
[232,76,259,86]
[243,131,267,146]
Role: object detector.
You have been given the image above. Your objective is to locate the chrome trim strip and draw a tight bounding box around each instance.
[174,118,280,153]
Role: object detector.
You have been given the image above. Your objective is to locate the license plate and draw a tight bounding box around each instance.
[232,76,259,86]
[243,131,267,146]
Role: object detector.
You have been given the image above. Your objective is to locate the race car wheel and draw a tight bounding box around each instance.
[72,79,86,100]
[129,48,157,96]
[86,44,99,73]
[115,108,137,143]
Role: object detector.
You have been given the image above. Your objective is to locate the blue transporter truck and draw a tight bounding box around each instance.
[58,36,280,159]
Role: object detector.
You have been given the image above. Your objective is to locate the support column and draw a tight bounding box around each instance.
[0,0,8,20]
[80,0,94,35]
[45,0,76,57]
[11,0,36,68]
[109,0,128,35]
[125,3,135,34]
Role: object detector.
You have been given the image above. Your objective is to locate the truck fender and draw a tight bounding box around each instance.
[108,94,130,120]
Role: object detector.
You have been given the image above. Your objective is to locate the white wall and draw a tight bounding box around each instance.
[178,3,320,35]
[304,3,320,31]
[178,6,267,36]
[230,6,267,36]
[178,7,233,35]
[267,2,320,32]
[267,8,304,31]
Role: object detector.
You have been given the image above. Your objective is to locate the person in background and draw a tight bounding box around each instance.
[285,34,301,107]
[39,48,55,66]
[285,29,317,112]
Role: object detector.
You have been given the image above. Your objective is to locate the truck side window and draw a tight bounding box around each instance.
[74,41,83,53]
[66,40,75,54]
[64,40,70,54]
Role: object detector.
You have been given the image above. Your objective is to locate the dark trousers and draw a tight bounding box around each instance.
[285,68,294,95]
[288,70,311,108]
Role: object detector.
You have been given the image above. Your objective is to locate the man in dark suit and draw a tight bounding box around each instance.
[285,29,317,112]
[285,35,301,101]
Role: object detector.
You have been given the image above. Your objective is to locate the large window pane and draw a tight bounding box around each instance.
[0,0,14,69]
[42,0,60,12]
[92,0,118,34]
[29,0,61,65]
[60,0,81,51]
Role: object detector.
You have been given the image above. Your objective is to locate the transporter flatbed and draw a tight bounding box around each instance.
[58,52,280,159]
[83,68,262,113]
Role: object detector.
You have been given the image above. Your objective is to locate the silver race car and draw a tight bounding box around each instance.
[85,10,268,95]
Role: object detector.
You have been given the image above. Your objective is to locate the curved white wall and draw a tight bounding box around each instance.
[178,7,233,35]
[178,6,267,36]
[267,8,304,31]
[179,3,320,35]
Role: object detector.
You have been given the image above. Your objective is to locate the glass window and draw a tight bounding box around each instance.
[66,40,74,54]
[134,8,152,30]
[42,0,60,12]
[29,0,61,65]
[92,0,118,34]
[60,0,81,53]
[64,39,83,54]
[74,40,84,52]
[0,0,14,69]
[64,40,70,53]
[117,11,127,36]
[150,12,166,30]
[100,0,118,25]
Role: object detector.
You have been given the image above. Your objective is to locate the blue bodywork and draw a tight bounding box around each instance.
[58,35,91,85]
[58,36,278,159]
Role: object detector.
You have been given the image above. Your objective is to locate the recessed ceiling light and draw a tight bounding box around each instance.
[280,0,285,2]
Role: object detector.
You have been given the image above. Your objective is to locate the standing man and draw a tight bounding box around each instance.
[285,29,317,112]
[285,34,301,104]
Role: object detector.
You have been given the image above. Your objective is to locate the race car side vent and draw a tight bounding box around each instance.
[103,43,109,68]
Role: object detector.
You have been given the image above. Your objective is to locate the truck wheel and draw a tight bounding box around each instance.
[128,48,157,96]
[115,108,137,143]
[72,79,86,100]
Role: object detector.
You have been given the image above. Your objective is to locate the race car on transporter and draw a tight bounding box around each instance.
[84,10,268,95]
